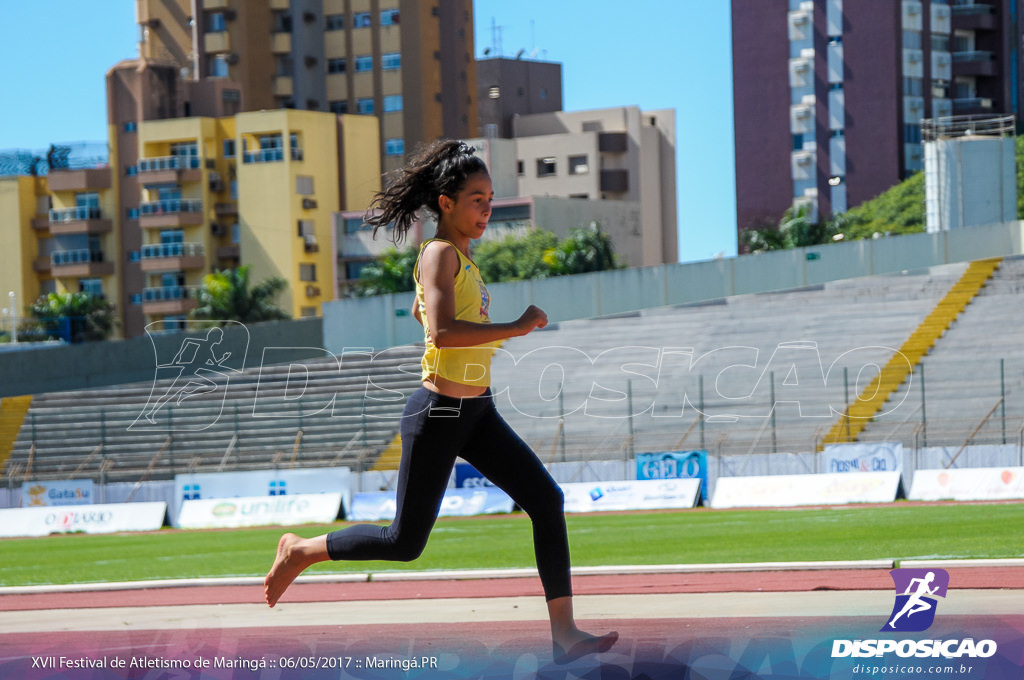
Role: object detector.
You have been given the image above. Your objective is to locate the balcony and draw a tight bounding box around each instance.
[215,202,238,216]
[597,132,628,153]
[139,198,204,228]
[273,75,293,98]
[599,169,629,193]
[140,242,207,272]
[216,244,240,260]
[952,97,994,114]
[48,206,113,235]
[271,32,292,54]
[952,2,997,30]
[142,285,199,315]
[204,31,231,54]
[47,167,111,192]
[203,0,231,8]
[31,215,50,231]
[50,249,115,277]
[242,147,303,163]
[952,50,996,77]
[137,155,202,184]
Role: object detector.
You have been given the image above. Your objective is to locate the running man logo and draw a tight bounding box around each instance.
[131,321,248,431]
[882,568,950,632]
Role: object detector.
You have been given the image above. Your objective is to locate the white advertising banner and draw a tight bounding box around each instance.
[711,471,902,509]
[21,480,95,507]
[348,488,514,522]
[172,467,351,527]
[177,493,343,529]
[561,479,701,513]
[0,502,167,538]
[909,467,1024,501]
[823,442,903,474]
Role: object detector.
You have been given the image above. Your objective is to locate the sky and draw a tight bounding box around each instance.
[0,1,737,263]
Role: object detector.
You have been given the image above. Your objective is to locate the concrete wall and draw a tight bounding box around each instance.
[321,219,1024,354]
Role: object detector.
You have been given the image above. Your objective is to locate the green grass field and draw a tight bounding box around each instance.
[2,503,1022,587]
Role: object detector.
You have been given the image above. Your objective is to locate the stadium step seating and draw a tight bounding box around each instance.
[0,395,32,471]
[820,257,1003,447]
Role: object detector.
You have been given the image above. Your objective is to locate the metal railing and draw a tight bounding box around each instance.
[49,206,102,222]
[141,285,198,301]
[139,198,203,215]
[242,147,303,163]
[137,155,201,172]
[140,242,205,259]
[51,249,105,266]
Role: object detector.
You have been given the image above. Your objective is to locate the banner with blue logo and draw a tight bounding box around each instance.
[824,442,903,474]
[349,487,514,521]
[455,462,495,488]
[636,450,708,503]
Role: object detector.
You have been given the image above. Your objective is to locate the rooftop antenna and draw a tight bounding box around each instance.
[489,17,504,58]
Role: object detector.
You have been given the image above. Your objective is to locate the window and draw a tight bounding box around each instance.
[272,11,292,33]
[296,176,314,195]
[79,279,103,297]
[385,139,405,156]
[346,261,370,279]
[516,160,524,176]
[932,80,950,98]
[381,53,401,70]
[211,55,230,77]
[353,12,371,27]
[297,219,315,237]
[344,218,366,234]
[381,8,400,25]
[904,124,922,144]
[328,58,346,73]
[357,98,374,114]
[902,30,922,49]
[932,34,951,51]
[903,77,923,96]
[224,139,236,158]
[568,155,589,175]
[355,55,373,72]
[488,86,500,99]
[301,307,318,318]
[536,157,557,177]
[76,192,100,209]
[326,14,344,30]
[276,54,294,77]
[792,133,805,150]
[124,121,137,132]
[829,82,844,91]
[330,100,349,114]
[299,263,317,282]
[383,95,403,112]
[207,12,227,32]
[160,230,184,244]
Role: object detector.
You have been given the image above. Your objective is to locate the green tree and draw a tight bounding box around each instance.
[29,291,116,343]
[474,229,559,282]
[355,246,418,296]
[739,206,836,253]
[837,171,926,240]
[545,225,622,276]
[191,265,290,323]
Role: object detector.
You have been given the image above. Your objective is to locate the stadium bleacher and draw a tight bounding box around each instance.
[2,257,1022,487]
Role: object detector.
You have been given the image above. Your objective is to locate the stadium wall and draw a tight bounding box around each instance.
[322,220,1024,352]
[0,318,324,399]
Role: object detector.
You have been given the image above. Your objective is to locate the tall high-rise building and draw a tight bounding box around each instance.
[476,57,563,138]
[136,0,478,171]
[732,0,1021,243]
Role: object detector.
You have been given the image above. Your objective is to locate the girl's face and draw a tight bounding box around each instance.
[439,171,493,241]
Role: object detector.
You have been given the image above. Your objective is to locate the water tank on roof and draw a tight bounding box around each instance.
[923,114,1017,233]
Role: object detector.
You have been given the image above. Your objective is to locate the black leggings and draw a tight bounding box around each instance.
[326,387,572,601]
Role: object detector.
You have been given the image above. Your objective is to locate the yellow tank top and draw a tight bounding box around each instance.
[414,239,501,386]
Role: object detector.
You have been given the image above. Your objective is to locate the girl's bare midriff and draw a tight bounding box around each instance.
[422,374,488,398]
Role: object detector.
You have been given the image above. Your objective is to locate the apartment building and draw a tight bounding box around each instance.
[732,0,1021,241]
[136,0,477,171]
[476,57,563,138]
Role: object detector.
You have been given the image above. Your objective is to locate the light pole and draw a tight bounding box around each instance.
[8,291,16,344]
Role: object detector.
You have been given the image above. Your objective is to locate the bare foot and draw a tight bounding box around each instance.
[552,630,619,664]
[264,533,313,607]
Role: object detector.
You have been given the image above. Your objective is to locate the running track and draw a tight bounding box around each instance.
[2,565,1023,679]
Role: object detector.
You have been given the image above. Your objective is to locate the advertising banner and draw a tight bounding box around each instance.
[561,478,701,513]
[636,451,708,503]
[172,467,351,526]
[0,502,167,538]
[348,487,514,522]
[909,467,1024,501]
[824,442,903,474]
[454,462,496,488]
[176,493,342,529]
[20,480,95,507]
[711,471,902,509]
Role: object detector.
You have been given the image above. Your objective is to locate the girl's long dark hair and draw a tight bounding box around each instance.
[364,139,488,243]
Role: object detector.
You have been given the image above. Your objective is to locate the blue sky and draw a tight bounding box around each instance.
[0,1,737,262]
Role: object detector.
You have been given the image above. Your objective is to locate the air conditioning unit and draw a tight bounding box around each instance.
[226,53,240,65]
[211,222,227,236]
[210,180,225,192]
[304,234,319,253]
[302,198,318,210]
[306,285,321,297]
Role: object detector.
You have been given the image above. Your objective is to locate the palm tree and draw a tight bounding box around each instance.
[191,266,290,324]
[29,291,115,343]
[355,246,418,297]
